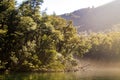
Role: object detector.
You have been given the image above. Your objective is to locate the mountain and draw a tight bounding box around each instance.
[61,0,120,32]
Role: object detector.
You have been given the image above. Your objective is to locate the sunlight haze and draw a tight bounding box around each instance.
[1,0,120,79]
[41,0,114,15]
[17,0,114,15]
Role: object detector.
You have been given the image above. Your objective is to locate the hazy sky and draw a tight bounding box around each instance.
[17,0,114,15]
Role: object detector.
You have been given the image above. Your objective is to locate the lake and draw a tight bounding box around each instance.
[1,70,120,80]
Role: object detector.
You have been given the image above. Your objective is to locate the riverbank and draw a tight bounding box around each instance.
[1,59,120,74]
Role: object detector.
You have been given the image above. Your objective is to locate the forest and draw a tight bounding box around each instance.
[0,0,120,73]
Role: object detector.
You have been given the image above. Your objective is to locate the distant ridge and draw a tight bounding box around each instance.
[61,0,120,32]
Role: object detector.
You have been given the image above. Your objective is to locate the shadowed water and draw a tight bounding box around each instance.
[1,70,120,80]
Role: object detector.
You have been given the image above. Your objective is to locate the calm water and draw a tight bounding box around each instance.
[1,70,120,80]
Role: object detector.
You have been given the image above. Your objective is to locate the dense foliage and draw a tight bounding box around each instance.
[1,0,120,72]
[83,32,120,61]
[0,0,89,72]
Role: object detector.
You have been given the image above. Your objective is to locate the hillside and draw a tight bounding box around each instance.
[61,0,120,32]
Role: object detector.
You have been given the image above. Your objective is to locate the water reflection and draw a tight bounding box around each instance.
[1,70,120,80]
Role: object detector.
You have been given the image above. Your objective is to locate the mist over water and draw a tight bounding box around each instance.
[1,59,120,80]
[78,58,120,71]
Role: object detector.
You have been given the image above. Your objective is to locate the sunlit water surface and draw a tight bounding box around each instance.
[1,69,120,80]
